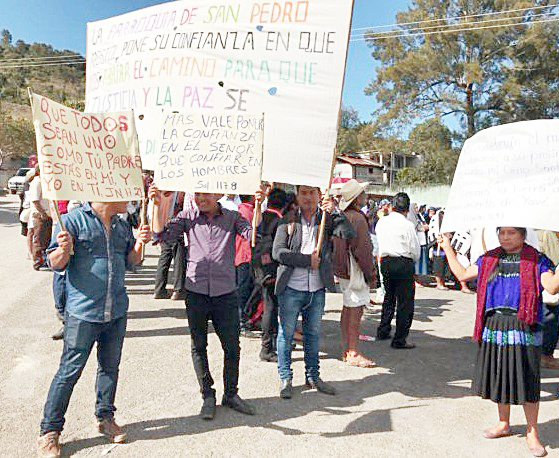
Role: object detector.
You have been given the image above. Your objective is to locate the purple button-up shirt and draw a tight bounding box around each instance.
[154,205,252,297]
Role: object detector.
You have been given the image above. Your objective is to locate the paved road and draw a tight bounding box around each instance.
[0,193,558,457]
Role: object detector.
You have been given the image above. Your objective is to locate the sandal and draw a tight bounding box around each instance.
[345,355,376,368]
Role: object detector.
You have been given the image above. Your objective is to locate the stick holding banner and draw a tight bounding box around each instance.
[140,197,148,262]
[316,151,338,255]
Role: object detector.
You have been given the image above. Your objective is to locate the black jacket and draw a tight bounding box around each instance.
[252,209,283,281]
[272,209,354,295]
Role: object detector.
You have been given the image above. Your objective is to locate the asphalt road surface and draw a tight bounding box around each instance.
[0,193,558,457]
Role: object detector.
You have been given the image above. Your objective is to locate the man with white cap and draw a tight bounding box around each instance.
[375,192,420,349]
[333,180,376,367]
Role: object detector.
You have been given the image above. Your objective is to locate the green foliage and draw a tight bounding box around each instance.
[365,0,559,138]
[337,107,376,154]
[396,119,458,185]
[0,109,36,159]
[0,29,85,159]
[0,29,85,106]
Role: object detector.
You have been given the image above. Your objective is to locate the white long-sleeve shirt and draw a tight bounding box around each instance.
[376,211,421,261]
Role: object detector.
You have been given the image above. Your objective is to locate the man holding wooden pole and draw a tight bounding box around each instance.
[37,202,151,458]
[272,185,354,399]
[149,185,265,421]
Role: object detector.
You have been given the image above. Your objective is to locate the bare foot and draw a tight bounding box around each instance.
[526,432,546,457]
[482,423,511,439]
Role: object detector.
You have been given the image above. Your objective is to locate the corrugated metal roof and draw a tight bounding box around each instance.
[337,156,383,168]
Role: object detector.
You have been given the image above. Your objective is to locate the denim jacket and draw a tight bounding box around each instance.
[47,203,135,323]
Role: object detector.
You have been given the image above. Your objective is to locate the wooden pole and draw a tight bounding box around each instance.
[140,197,148,262]
[251,200,261,248]
[50,200,74,255]
[314,0,354,256]
[315,152,337,255]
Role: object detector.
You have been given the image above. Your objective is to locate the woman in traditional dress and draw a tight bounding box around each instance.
[439,227,559,457]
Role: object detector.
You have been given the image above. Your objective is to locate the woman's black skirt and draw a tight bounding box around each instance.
[472,312,541,404]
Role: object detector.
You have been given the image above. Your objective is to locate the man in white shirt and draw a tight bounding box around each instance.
[28,165,52,270]
[375,192,420,349]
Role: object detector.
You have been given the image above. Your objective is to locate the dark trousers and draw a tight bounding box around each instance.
[154,239,186,295]
[377,256,415,346]
[236,263,253,326]
[185,291,240,400]
[40,315,127,434]
[542,304,559,357]
[260,282,278,354]
[52,272,66,320]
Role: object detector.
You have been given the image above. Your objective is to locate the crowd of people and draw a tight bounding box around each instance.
[17,174,559,458]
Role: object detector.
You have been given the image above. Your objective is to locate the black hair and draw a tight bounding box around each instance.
[239,195,252,204]
[392,192,410,213]
[267,188,287,210]
[497,227,527,239]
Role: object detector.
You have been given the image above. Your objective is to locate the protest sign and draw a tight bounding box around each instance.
[85,0,353,186]
[154,112,264,194]
[440,120,559,233]
[30,93,145,202]
[135,108,164,171]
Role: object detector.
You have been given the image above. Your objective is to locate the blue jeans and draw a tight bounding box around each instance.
[542,304,559,357]
[277,287,325,382]
[52,272,66,320]
[40,314,127,434]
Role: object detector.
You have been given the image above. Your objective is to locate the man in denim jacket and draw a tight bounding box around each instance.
[37,202,151,458]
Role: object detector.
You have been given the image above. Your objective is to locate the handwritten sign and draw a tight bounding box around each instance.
[441,120,559,232]
[154,112,263,194]
[30,93,144,201]
[85,0,353,185]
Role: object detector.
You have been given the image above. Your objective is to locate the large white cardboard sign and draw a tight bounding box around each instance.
[441,120,559,233]
[31,93,144,202]
[154,112,264,194]
[85,0,353,185]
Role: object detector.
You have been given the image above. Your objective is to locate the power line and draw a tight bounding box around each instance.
[349,4,557,32]
[350,17,559,42]
[351,11,554,39]
[0,54,83,63]
[0,60,85,69]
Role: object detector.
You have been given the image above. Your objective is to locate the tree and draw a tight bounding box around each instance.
[396,119,458,185]
[1,29,12,48]
[365,0,558,138]
[0,109,36,161]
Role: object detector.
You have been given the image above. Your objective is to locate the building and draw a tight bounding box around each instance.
[334,151,423,190]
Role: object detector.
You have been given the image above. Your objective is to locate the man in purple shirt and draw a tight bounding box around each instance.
[149,186,263,420]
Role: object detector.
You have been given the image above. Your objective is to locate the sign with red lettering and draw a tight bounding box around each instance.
[30,93,145,201]
[85,0,353,186]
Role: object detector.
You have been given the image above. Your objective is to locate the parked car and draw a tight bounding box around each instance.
[7,167,32,194]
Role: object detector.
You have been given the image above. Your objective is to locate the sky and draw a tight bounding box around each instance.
[0,0,411,122]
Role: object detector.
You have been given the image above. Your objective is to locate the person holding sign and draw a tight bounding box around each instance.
[37,202,151,458]
[438,228,559,457]
[149,185,265,421]
[272,186,354,399]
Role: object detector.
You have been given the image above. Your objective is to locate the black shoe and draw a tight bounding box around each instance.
[200,397,216,420]
[305,378,336,395]
[51,326,64,340]
[260,351,278,362]
[153,290,170,299]
[376,333,391,341]
[222,394,255,415]
[280,379,293,399]
[391,342,416,350]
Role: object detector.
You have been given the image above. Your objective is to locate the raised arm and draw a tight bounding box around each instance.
[438,233,478,282]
